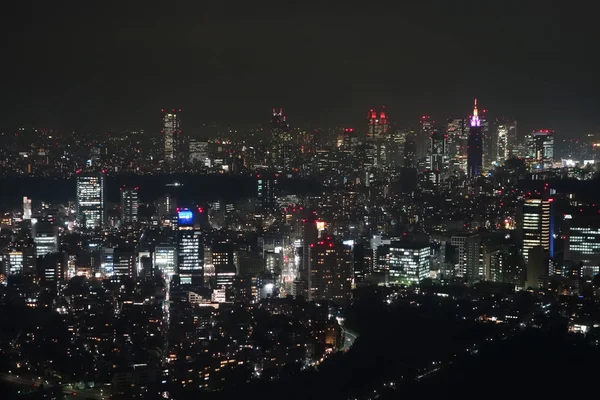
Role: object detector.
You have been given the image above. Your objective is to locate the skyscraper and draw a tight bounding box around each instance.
[76,170,105,229]
[308,237,353,303]
[526,130,554,171]
[120,187,139,226]
[367,108,389,139]
[212,242,236,288]
[23,196,32,220]
[496,118,518,165]
[467,99,483,178]
[33,220,58,258]
[427,129,448,185]
[270,108,292,169]
[417,116,433,162]
[162,109,181,162]
[176,209,203,285]
[522,198,551,263]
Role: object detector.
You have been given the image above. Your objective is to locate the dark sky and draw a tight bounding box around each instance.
[8,0,600,135]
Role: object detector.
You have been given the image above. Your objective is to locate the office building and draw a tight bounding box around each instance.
[212,242,236,288]
[155,245,177,277]
[76,170,105,229]
[308,237,353,303]
[496,119,517,165]
[162,109,181,162]
[177,209,203,285]
[427,129,448,185]
[23,196,32,220]
[33,220,58,258]
[526,130,554,171]
[388,241,430,283]
[522,198,551,263]
[564,210,600,277]
[120,187,139,225]
[7,251,24,275]
[113,248,135,279]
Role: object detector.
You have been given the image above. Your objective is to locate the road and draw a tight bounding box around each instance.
[0,373,105,399]
[337,318,358,351]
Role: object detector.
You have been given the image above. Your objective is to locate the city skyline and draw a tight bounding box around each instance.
[9,1,600,135]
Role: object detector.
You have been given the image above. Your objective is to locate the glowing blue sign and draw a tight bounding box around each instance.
[178,209,194,224]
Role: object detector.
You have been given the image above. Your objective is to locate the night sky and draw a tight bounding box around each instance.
[9,1,599,135]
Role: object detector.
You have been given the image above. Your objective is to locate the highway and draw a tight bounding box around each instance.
[0,373,106,399]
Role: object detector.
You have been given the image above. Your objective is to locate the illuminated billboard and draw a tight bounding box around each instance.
[178,209,194,225]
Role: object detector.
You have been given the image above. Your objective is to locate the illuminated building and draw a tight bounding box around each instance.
[154,245,177,277]
[427,129,449,185]
[76,170,105,229]
[388,241,430,283]
[162,109,181,162]
[212,242,236,288]
[367,108,389,139]
[33,220,58,258]
[526,130,554,171]
[417,115,433,162]
[257,173,278,211]
[522,198,551,263]
[564,210,600,277]
[496,118,517,165]
[270,108,292,169]
[7,251,23,275]
[177,209,203,285]
[467,98,483,177]
[447,118,468,170]
[403,130,417,169]
[120,187,139,225]
[113,248,135,279]
[308,237,352,303]
[37,252,68,285]
[189,139,209,166]
[450,233,483,281]
[23,196,32,220]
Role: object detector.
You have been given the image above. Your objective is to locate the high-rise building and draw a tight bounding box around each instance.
[270,108,292,169]
[526,130,554,171]
[120,187,139,226]
[7,251,24,275]
[176,209,203,285]
[480,107,490,169]
[564,210,600,277]
[446,118,468,159]
[257,173,278,212]
[427,129,449,185]
[212,242,236,288]
[417,116,433,161]
[162,109,181,162]
[467,99,483,178]
[154,245,177,277]
[76,170,105,229]
[495,118,517,165]
[388,241,430,283]
[33,220,58,258]
[23,196,32,220]
[308,237,353,303]
[189,139,209,166]
[113,247,135,279]
[367,108,389,139]
[522,198,551,263]
[403,130,417,169]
